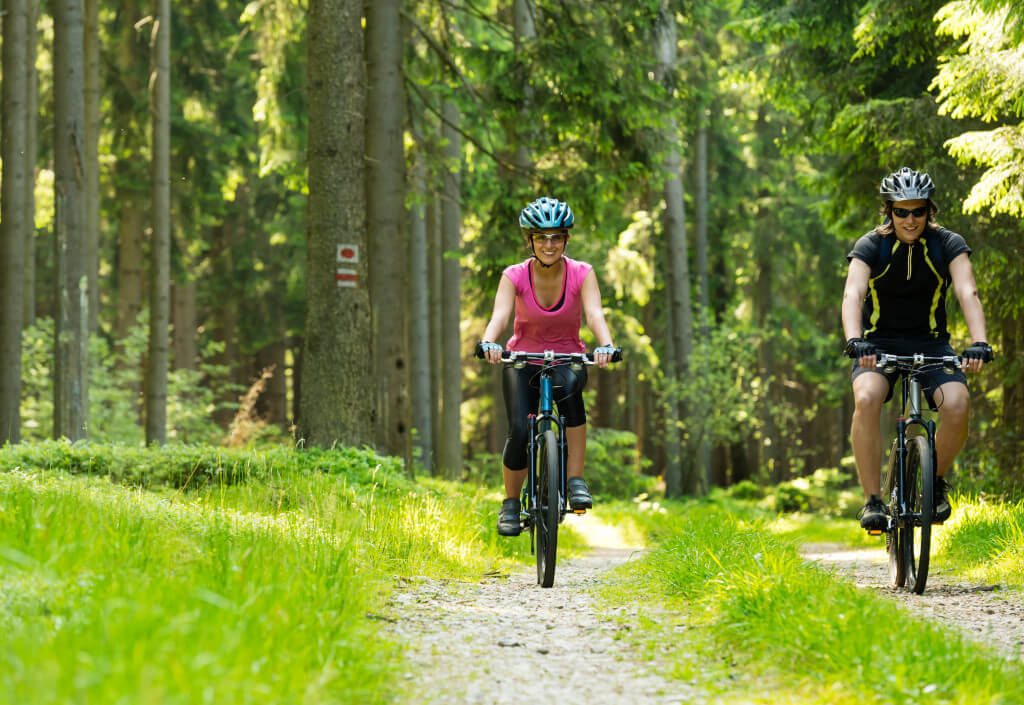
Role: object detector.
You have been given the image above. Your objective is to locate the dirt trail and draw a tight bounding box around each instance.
[803,543,1024,660]
[384,513,701,705]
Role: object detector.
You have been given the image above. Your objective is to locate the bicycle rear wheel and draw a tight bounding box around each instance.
[902,434,934,594]
[535,429,560,588]
[882,440,905,588]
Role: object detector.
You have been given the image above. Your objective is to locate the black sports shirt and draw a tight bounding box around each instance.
[847,226,971,342]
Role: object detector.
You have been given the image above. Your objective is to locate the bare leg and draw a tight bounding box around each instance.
[565,424,587,479]
[502,465,527,499]
[851,372,889,498]
[933,381,970,477]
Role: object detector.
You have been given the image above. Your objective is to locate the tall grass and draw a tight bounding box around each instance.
[933,494,1024,586]
[0,442,555,704]
[604,505,1024,704]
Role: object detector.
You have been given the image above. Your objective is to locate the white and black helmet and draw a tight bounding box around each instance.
[879,167,936,201]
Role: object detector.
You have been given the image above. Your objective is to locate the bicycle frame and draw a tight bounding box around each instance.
[891,370,937,531]
[524,365,568,535]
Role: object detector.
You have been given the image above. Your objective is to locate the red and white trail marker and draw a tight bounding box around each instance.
[337,268,358,288]
[337,244,359,263]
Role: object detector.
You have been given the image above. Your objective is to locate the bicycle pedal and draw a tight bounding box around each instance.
[572,509,586,515]
[867,530,883,536]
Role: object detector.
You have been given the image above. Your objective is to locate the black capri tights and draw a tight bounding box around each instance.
[501,363,588,471]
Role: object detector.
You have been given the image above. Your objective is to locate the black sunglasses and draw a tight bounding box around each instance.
[892,206,928,218]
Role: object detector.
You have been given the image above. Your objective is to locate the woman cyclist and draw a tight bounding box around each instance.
[479,197,616,536]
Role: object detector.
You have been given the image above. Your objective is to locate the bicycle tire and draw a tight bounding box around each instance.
[882,440,905,588]
[535,429,560,588]
[903,434,934,594]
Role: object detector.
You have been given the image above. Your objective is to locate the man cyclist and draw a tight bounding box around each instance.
[479,197,616,536]
[842,167,993,531]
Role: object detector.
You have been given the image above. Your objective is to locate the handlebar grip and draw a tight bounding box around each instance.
[474,342,485,359]
[586,347,623,363]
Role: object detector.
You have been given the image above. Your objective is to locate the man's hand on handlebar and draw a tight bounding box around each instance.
[961,341,994,373]
[845,337,877,369]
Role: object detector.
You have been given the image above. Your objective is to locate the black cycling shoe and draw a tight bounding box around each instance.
[858,495,889,532]
[497,498,522,536]
[567,477,593,510]
[934,476,952,523]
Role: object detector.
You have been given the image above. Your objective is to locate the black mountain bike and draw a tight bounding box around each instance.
[475,345,622,587]
[874,352,960,594]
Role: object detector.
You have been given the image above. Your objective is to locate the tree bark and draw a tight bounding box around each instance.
[409,155,433,470]
[23,0,39,327]
[146,0,171,445]
[84,0,101,333]
[53,0,90,441]
[1,0,29,443]
[438,98,463,479]
[299,0,374,448]
[366,0,410,461]
[654,1,694,496]
[171,277,197,370]
[428,196,443,474]
[695,99,712,491]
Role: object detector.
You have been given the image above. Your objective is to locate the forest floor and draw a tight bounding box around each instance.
[384,512,710,705]
[804,542,1024,661]
[385,513,1024,704]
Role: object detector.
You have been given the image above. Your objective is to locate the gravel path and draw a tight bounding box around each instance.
[384,515,703,705]
[803,542,1024,660]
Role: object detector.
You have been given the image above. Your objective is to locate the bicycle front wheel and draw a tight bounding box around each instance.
[882,440,905,588]
[902,434,934,594]
[535,429,560,588]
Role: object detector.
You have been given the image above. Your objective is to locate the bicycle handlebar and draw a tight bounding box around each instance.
[474,343,622,364]
[875,353,962,372]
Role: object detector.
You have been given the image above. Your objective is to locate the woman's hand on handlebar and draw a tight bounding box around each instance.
[478,341,503,365]
[593,345,616,369]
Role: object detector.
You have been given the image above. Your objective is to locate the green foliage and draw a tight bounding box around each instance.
[19,318,237,445]
[584,427,654,500]
[0,440,542,704]
[932,493,1024,586]
[605,503,1024,702]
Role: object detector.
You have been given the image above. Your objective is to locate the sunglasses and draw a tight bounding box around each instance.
[531,232,567,244]
[892,206,928,219]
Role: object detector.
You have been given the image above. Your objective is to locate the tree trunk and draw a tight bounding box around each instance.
[299,0,374,448]
[146,0,171,445]
[211,221,240,428]
[695,97,712,491]
[84,0,101,333]
[409,156,433,470]
[428,196,443,474]
[654,1,694,496]
[438,98,463,480]
[53,0,89,441]
[171,277,197,370]
[1,0,29,443]
[116,196,146,340]
[366,0,410,462]
[23,0,39,327]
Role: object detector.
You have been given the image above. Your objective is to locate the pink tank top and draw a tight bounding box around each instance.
[503,256,593,353]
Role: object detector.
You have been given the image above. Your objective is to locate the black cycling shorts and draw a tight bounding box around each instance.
[850,336,967,411]
[501,363,587,471]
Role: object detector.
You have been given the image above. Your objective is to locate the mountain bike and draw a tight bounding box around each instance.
[874,352,960,595]
[475,345,622,587]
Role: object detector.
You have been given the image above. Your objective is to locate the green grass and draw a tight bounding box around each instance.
[600,503,1024,704]
[932,494,1024,587]
[0,441,558,704]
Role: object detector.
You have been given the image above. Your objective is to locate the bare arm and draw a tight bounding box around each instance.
[949,252,988,372]
[842,259,874,367]
[481,275,516,364]
[581,270,614,367]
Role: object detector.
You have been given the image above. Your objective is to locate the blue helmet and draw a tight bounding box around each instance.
[519,197,574,231]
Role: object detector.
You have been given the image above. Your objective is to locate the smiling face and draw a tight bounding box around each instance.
[529,230,568,266]
[890,198,929,243]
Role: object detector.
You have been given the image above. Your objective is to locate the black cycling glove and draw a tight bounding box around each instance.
[962,341,994,362]
[844,337,876,359]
